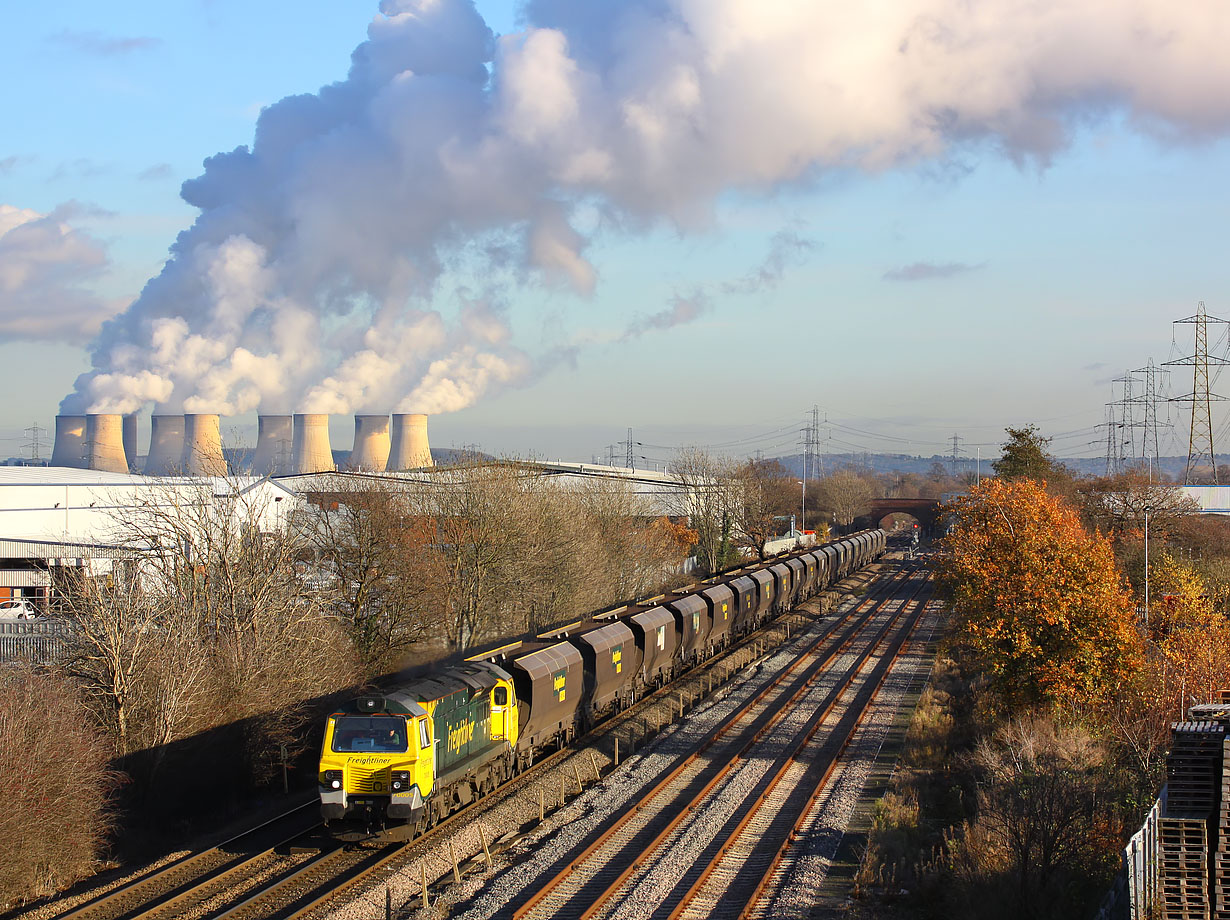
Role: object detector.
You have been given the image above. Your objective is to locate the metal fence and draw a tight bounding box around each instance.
[0,619,73,664]
[1095,795,1161,920]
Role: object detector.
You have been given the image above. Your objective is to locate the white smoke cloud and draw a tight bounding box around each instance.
[0,203,120,344]
[65,0,1230,415]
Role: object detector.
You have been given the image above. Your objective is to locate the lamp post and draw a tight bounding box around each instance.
[799,480,806,538]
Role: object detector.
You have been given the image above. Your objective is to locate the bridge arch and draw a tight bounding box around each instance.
[854,498,942,536]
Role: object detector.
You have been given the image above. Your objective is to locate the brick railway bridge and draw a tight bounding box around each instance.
[854,498,943,536]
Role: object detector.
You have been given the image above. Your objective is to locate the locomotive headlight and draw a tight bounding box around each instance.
[322,769,342,790]
[391,770,410,792]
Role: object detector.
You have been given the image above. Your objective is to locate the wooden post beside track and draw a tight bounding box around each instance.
[573,762,584,794]
[589,750,601,782]
[420,863,429,909]
[385,886,392,920]
[449,839,461,884]
[614,736,620,766]
[479,824,491,865]
[539,787,545,822]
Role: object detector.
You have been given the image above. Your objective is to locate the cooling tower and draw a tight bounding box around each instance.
[145,415,185,475]
[182,414,227,476]
[388,413,433,470]
[350,415,391,471]
[85,414,128,473]
[251,414,293,476]
[122,413,138,471]
[50,415,87,468]
[292,413,335,474]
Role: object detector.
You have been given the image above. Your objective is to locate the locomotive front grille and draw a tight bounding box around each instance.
[347,766,387,794]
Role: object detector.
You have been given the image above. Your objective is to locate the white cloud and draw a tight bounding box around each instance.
[0,203,120,344]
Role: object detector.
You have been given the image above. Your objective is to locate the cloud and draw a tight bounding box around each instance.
[48,159,111,182]
[1084,362,1107,372]
[620,291,710,341]
[138,163,174,181]
[0,157,18,175]
[50,30,161,56]
[882,261,984,282]
[722,227,817,295]
[0,203,122,344]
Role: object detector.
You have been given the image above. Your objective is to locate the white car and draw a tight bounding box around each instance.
[0,599,40,620]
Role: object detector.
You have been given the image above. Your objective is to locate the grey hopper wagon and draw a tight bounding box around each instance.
[748,568,776,624]
[666,590,711,665]
[699,582,736,648]
[474,638,584,757]
[624,604,679,686]
[768,562,793,611]
[550,618,640,723]
[784,556,807,603]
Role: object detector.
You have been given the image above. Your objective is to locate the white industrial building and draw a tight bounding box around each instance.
[0,467,299,609]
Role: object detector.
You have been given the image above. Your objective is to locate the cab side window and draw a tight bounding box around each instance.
[419,719,431,748]
[494,687,508,706]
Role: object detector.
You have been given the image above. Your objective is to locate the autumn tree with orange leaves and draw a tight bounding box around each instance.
[937,478,1142,708]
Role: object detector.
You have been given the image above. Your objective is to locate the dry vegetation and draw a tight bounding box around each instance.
[0,665,117,909]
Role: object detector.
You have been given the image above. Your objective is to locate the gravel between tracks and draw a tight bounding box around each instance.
[747,597,944,920]
[594,610,896,920]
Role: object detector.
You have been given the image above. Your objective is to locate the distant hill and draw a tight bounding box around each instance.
[769,451,1225,483]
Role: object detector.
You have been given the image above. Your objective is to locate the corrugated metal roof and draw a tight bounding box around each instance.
[0,467,278,492]
[0,537,130,559]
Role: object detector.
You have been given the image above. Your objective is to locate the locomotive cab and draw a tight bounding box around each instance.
[319,694,432,828]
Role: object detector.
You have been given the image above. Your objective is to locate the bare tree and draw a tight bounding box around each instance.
[962,714,1109,919]
[58,479,358,781]
[667,448,741,575]
[816,468,877,528]
[731,459,796,560]
[303,482,440,675]
[573,478,693,600]
[0,665,117,907]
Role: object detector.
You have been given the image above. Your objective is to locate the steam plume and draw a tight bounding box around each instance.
[63,0,1230,416]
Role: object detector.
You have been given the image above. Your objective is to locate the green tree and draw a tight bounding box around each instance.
[992,425,1056,482]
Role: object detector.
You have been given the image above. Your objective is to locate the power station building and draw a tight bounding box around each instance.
[0,467,298,611]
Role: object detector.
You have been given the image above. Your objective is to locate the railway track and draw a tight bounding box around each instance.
[43,802,322,920]
[504,563,932,920]
[34,566,887,920]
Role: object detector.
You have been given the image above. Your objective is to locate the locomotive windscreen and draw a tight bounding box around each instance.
[331,715,409,753]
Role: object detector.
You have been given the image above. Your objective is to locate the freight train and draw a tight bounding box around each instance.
[317,529,887,837]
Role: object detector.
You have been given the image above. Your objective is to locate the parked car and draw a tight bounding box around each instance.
[0,599,40,620]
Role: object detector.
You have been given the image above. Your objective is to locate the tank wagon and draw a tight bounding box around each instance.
[318,529,887,836]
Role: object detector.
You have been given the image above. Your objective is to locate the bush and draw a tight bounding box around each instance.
[0,665,116,908]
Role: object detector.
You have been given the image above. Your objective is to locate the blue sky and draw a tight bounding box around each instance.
[2,0,1228,464]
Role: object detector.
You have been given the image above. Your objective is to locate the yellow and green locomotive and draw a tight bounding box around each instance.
[318,660,519,837]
